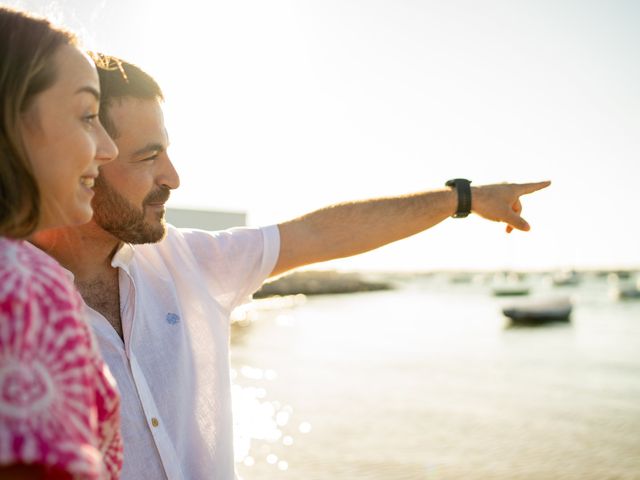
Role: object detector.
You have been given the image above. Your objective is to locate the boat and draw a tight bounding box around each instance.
[449,273,473,284]
[610,284,640,300]
[607,273,640,300]
[551,270,580,287]
[492,285,530,296]
[502,296,572,325]
[491,272,530,297]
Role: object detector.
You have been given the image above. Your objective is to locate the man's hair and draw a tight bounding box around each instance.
[0,7,77,238]
[91,54,164,139]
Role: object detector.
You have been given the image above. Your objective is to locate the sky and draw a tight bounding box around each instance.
[7,0,640,271]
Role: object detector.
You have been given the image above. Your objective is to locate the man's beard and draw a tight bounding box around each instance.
[92,175,171,244]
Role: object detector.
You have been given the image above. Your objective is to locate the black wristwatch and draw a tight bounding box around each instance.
[445,178,472,218]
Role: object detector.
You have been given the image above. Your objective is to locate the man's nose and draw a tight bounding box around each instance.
[157,154,180,190]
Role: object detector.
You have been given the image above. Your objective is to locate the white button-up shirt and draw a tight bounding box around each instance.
[86,225,280,479]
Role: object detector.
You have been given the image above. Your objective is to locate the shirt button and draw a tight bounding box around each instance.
[151,417,159,427]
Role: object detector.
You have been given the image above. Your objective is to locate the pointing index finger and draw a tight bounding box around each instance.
[517,180,552,195]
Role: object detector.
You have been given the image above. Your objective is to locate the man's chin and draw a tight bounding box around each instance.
[103,218,167,245]
[139,219,167,244]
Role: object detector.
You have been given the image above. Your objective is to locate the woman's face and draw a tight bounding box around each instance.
[20,44,118,231]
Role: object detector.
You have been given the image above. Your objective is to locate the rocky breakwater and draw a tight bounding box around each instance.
[254,270,393,298]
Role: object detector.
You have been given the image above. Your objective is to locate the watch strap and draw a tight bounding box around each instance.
[445,178,472,218]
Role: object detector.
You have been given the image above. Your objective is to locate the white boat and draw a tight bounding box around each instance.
[610,284,640,300]
[492,285,530,297]
[551,270,580,287]
[492,285,531,297]
[502,296,572,325]
[607,273,640,300]
[449,273,473,284]
[491,272,530,297]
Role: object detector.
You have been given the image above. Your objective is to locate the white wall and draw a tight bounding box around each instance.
[166,208,246,231]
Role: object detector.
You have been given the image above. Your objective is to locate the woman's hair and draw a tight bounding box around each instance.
[0,7,77,238]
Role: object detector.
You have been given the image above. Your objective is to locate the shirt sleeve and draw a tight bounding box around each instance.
[174,224,280,313]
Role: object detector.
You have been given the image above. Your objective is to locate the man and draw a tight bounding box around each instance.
[33,57,550,479]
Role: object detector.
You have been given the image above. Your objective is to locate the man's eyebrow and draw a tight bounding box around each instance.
[76,86,100,101]
[132,143,165,157]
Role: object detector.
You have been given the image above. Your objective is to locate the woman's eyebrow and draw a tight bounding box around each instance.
[75,85,100,101]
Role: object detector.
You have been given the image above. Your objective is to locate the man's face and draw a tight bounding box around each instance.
[92,97,180,244]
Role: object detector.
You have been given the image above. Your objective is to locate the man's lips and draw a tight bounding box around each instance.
[146,202,166,209]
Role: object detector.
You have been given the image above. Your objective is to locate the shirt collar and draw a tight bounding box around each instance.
[111,242,135,272]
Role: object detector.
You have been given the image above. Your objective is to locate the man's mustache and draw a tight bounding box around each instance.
[144,187,171,205]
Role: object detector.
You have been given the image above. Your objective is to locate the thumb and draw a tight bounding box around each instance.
[505,211,530,232]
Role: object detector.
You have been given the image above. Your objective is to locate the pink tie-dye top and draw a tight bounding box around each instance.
[0,237,123,479]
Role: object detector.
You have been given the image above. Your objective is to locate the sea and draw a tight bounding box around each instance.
[229,272,640,480]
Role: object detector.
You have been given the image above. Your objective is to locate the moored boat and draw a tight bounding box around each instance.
[502,296,572,325]
[491,271,530,297]
[551,270,580,287]
[610,284,640,300]
[492,285,530,297]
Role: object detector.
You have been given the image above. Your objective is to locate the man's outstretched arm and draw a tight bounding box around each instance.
[271,181,551,277]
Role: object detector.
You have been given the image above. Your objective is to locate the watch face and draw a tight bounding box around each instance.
[445,178,471,188]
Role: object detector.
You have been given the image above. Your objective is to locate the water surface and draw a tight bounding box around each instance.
[231,274,640,479]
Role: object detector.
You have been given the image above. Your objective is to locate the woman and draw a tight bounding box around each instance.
[0,7,122,479]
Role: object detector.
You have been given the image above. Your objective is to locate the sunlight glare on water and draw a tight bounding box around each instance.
[232,362,311,473]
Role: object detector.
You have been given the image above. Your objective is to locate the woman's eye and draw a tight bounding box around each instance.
[83,113,99,124]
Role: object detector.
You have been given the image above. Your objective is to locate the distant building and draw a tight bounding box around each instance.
[166,207,246,231]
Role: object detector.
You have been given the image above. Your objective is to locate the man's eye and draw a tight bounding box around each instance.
[84,113,99,124]
[143,153,160,161]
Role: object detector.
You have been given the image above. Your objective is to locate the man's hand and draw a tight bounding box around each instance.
[472,181,551,233]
